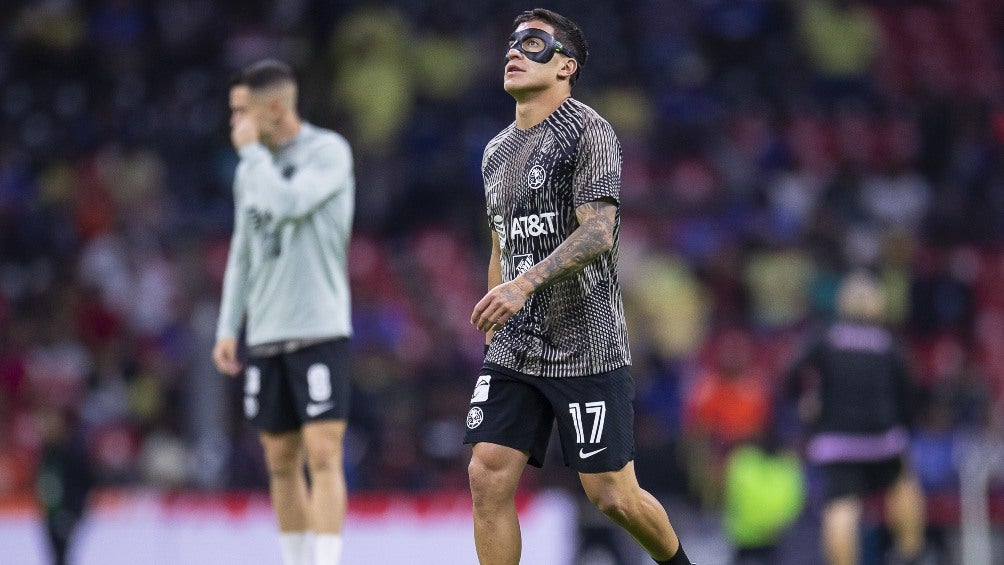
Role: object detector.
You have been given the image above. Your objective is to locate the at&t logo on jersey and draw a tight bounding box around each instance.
[509,212,557,239]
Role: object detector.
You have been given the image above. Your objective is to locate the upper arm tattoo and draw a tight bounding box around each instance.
[575,200,616,238]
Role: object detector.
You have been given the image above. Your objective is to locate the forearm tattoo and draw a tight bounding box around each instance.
[522,201,615,292]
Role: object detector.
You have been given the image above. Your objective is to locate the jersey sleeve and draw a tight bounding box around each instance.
[237,133,354,222]
[782,328,824,398]
[572,117,622,207]
[215,179,251,340]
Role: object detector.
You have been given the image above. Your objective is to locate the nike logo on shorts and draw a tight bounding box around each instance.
[305,402,334,417]
[578,447,608,459]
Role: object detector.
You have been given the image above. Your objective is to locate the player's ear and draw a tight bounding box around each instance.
[558,58,577,81]
[269,96,285,118]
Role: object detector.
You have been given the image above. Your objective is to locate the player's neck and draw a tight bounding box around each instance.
[513,89,571,130]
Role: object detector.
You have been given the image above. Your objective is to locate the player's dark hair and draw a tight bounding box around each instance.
[231,59,297,91]
[513,8,589,86]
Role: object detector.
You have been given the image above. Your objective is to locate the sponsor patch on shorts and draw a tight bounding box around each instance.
[471,375,491,403]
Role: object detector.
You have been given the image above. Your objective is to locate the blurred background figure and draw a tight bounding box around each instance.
[34,406,94,565]
[784,271,930,565]
[682,327,770,510]
[797,0,883,109]
[213,59,356,565]
[721,430,804,565]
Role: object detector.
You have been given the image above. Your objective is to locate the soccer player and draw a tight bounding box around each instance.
[212,59,354,565]
[785,271,928,565]
[35,407,93,565]
[465,9,693,565]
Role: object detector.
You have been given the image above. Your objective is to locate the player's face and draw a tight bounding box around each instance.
[229,85,256,129]
[504,21,572,95]
[229,85,273,135]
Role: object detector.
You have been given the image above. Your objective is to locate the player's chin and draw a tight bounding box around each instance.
[503,75,527,92]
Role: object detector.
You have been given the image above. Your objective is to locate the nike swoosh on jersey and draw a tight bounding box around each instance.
[305,402,334,417]
[578,447,608,459]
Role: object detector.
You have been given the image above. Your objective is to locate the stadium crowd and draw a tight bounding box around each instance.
[1,0,1003,561]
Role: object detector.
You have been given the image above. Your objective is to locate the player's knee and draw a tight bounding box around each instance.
[261,438,302,477]
[467,458,493,496]
[264,452,302,478]
[591,496,629,522]
[468,458,511,505]
[304,441,341,473]
[586,488,634,523]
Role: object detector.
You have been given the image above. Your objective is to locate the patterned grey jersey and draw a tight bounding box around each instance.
[483,98,631,378]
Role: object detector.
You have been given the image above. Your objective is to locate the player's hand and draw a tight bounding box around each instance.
[231,115,260,150]
[471,278,532,333]
[212,337,243,376]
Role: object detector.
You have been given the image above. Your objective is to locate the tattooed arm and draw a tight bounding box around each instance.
[518,199,615,292]
[471,199,616,332]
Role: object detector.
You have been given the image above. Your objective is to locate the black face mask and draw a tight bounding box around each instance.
[506,28,577,64]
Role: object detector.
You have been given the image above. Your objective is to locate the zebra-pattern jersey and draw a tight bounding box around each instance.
[483,98,631,378]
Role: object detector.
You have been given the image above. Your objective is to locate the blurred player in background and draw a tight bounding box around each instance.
[785,271,929,565]
[35,407,93,565]
[466,9,693,565]
[212,59,355,565]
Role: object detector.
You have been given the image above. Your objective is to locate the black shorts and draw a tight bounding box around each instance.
[820,456,903,501]
[463,362,636,473]
[244,338,351,433]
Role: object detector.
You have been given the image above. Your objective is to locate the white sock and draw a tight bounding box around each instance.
[314,533,343,565]
[279,531,312,565]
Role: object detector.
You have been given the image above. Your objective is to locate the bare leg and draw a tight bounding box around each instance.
[302,420,348,534]
[578,461,681,561]
[885,472,926,560]
[468,442,529,565]
[260,431,310,532]
[821,497,861,565]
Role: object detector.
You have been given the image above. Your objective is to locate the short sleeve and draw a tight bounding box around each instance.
[572,118,622,207]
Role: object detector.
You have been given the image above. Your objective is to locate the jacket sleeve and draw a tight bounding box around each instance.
[215,183,250,341]
[237,134,353,223]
